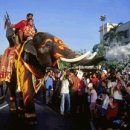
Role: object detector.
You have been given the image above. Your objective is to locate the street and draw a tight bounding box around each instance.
[0,93,91,130]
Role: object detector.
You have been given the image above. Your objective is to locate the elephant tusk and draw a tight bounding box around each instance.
[85,52,97,60]
[60,52,92,63]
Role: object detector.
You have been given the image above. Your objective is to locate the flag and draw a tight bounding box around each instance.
[4,12,11,29]
[4,16,8,29]
[6,12,11,24]
[57,59,69,70]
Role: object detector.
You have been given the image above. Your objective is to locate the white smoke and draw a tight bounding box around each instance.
[105,42,130,63]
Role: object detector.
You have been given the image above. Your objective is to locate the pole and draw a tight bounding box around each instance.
[100,15,106,41]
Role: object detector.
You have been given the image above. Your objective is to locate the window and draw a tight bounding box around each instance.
[124,30,129,38]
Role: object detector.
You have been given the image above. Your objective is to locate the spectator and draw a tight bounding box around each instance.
[69,72,80,114]
[92,73,98,89]
[88,83,97,120]
[113,79,123,118]
[45,70,55,105]
[106,96,119,129]
[101,92,110,117]
[60,72,70,115]
[76,77,85,113]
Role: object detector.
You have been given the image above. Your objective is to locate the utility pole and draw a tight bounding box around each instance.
[100,15,106,40]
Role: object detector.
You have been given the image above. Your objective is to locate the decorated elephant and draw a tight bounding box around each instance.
[0,32,97,125]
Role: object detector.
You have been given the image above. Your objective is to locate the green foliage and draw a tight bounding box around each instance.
[92,42,106,65]
[103,23,125,44]
[92,42,106,57]
[105,59,125,71]
[57,60,70,70]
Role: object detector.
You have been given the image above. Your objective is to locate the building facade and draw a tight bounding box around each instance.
[99,22,117,42]
[99,21,130,46]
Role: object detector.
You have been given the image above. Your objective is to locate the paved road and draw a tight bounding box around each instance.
[0,97,91,130]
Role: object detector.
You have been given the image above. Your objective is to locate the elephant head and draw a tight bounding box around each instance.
[23,32,96,72]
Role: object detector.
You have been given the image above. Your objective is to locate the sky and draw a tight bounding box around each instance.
[0,0,130,54]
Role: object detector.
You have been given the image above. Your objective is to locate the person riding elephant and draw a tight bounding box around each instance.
[23,19,36,41]
[10,13,37,44]
[2,14,37,114]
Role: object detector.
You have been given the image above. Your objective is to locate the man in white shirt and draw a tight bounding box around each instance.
[60,72,70,115]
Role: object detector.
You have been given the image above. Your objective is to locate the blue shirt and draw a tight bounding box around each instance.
[46,76,53,90]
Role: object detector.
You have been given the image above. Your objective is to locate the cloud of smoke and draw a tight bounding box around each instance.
[105,42,130,62]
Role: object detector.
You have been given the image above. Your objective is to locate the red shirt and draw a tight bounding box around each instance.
[70,74,80,91]
[115,83,121,91]
[79,79,85,90]
[14,20,27,31]
[107,102,118,119]
[92,77,98,86]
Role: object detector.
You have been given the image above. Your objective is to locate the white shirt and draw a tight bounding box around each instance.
[102,96,110,110]
[61,79,70,94]
[90,89,97,103]
[113,91,123,100]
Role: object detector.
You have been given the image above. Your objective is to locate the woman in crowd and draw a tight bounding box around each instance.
[88,82,97,120]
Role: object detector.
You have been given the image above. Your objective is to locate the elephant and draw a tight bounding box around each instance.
[1,32,97,125]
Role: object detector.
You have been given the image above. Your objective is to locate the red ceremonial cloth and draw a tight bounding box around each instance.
[0,44,20,82]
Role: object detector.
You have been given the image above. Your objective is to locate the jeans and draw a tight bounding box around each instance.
[60,93,70,113]
[46,89,53,104]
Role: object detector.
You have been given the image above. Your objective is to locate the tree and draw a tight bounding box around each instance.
[103,23,126,45]
[92,42,106,56]
[92,42,106,66]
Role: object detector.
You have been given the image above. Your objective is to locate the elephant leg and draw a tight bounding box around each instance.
[7,82,17,112]
[0,84,4,100]
[16,92,25,118]
[18,92,24,111]
[22,70,37,125]
[6,68,18,112]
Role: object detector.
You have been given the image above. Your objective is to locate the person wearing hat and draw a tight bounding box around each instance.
[88,83,97,120]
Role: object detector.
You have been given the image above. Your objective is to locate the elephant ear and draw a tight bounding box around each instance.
[24,40,37,56]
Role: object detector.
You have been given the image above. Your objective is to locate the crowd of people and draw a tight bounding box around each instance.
[40,68,130,130]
